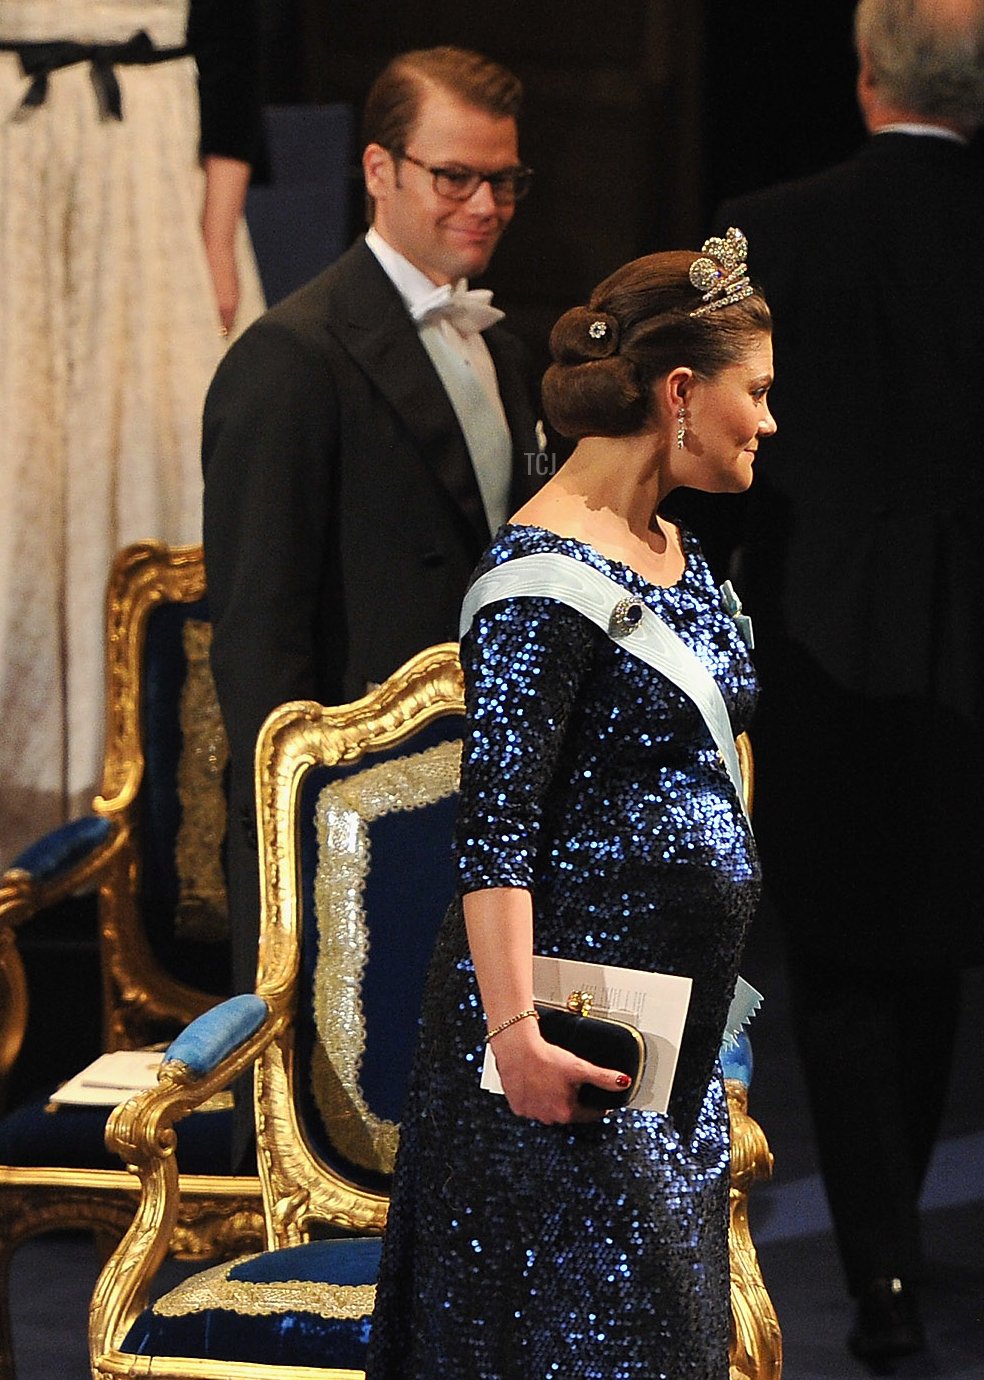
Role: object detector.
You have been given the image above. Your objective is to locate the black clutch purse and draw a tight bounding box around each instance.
[535,992,646,1109]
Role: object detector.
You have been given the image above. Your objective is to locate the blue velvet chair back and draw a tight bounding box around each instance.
[293,722,462,1197]
[135,591,230,999]
[92,541,234,1049]
[251,644,465,1237]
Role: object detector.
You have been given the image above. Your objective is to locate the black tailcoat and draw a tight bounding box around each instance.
[719,135,984,967]
[203,238,541,984]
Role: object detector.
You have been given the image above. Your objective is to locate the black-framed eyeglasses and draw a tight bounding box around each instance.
[394,149,533,204]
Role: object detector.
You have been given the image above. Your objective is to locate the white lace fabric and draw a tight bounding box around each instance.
[0,0,265,865]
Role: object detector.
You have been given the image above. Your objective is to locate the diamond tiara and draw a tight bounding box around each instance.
[689,227,754,317]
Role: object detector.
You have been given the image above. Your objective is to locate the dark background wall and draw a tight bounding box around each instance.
[256,0,865,361]
[703,0,863,207]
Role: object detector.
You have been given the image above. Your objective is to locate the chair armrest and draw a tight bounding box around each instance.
[719,1028,753,1088]
[162,993,270,1079]
[8,813,113,884]
[107,995,277,1166]
[91,995,278,1360]
[1,814,121,932]
[0,816,122,1102]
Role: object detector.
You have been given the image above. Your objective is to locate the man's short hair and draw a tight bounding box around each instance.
[362,46,523,154]
[855,0,984,127]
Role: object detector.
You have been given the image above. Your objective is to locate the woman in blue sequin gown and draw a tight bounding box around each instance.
[367,243,776,1379]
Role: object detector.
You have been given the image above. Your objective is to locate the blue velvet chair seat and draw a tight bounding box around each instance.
[123,1236,380,1369]
[0,1100,237,1175]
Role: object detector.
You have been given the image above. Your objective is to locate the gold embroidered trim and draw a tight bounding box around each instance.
[174,619,230,942]
[311,739,462,1174]
[152,1254,376,1319]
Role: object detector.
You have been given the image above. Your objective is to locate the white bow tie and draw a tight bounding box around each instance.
[412,280,505,335]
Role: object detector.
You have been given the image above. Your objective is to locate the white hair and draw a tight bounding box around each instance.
[855,0,984,127]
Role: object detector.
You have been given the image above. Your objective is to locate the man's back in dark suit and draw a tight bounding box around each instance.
[714,0,984,1365]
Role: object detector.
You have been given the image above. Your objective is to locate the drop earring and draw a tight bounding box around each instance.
[676,406,686,450]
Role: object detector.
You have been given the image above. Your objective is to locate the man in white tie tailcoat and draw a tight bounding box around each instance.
[202,46,543,1036]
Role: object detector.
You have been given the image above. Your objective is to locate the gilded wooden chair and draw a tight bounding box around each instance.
[89,645,781,1380]
[0,543,263,1380]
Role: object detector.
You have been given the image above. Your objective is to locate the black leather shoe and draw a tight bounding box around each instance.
[848,1277,925,1368]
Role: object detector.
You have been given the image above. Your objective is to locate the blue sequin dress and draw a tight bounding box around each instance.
[366,523,761,1380]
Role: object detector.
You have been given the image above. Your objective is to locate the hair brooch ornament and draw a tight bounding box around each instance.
[689,227,754,317]
[579,308,619,358]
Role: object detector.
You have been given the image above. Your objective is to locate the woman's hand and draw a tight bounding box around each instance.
[490,1018,629,1124]
[201,154,251,334]
[463,887,627,1123]
[203,233,239,333]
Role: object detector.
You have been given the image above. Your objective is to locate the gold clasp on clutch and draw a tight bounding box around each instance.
[565,990,594,1016]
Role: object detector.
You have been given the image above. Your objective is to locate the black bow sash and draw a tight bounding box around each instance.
[0,30,189,119]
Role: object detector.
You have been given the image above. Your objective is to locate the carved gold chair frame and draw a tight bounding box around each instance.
[89,644,780,1380]
[727,733,782,1375]
[0,543,262,1380]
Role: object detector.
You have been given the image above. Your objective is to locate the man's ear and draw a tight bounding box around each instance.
[362,143,393,202]
[856,38,877,109]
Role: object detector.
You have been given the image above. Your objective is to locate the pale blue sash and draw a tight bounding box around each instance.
[459,551,749,823]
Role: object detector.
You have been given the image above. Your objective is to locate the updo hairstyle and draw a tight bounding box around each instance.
[542,252,772,440]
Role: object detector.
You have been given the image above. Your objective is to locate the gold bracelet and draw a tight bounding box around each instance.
[485,1007,539,1043]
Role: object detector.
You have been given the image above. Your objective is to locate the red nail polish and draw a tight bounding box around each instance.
[615,1074,631,1088]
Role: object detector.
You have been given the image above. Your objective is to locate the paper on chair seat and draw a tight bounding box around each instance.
[49,1050,164,1106]
[481,955,693,1114]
